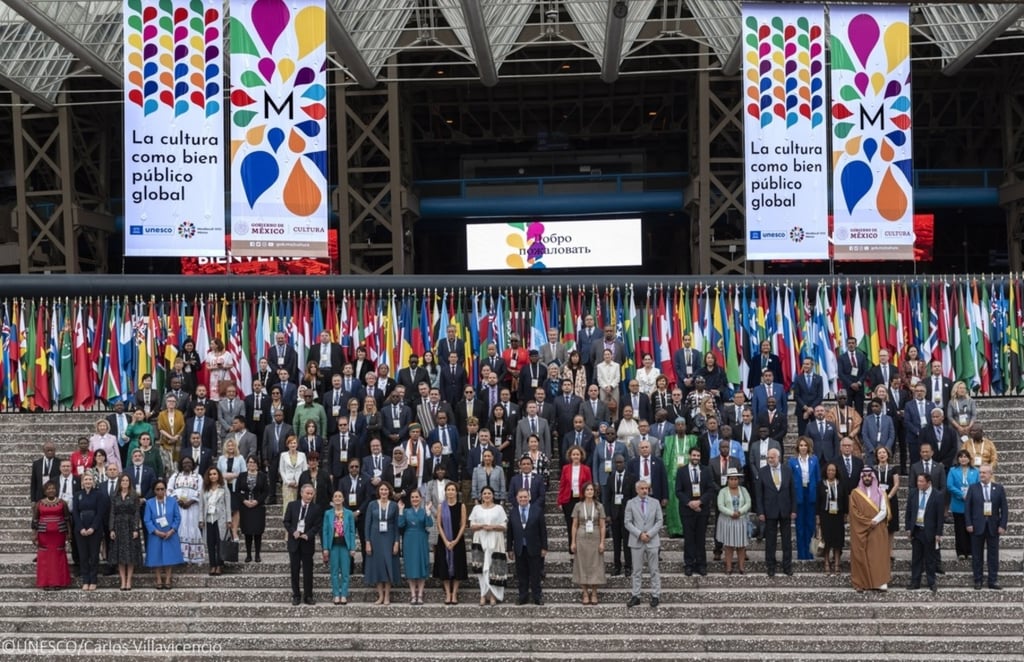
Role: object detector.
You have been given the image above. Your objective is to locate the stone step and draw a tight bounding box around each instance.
[0,654,1022,662]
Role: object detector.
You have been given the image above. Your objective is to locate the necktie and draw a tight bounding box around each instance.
[565,395,570,405]
[925,461,931,474]
[530,418,537,433]
[520,508,528,528]
[299,503,308,522]
[934,378,939,396]
[845,457,851,475]
[773,469,780,487]
[819,421,824,437]
[43,459,51,475]
[524,474,530,491]
[256,395,261,409]
[806,374,811,388]
[919,492,926,513]
[984,485,990,502]
[643,458,649,477]
[616,473,622,493]
[641,497,647,515]
[135,466,141,485]
[691,466,698,485]
[451,365,455,375]
[850,352,857,368]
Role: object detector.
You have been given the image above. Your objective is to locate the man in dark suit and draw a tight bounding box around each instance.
[622,380,652,423]
[380,393,413,454]
[30,442,61,502]
[336,458,369,571]
[903,383,936,465]
[426,412,461,482]
[270,332,300,383]
[273,369,298,411]
[576,315,598,381]
[396,355,428,403]
[675,447,714,576]
[508,455,546,507]
[861,398,896,465]
[864,348,896,393]
[507,488,548,605]
[807,405,840,465]
[244,380,271,441]
[516,351,545,404]
[579,384,611,432]
[181,432,214,475]
[790,358,823,436]
[747,427,782,540]
[283,484,322,605]
[602,454,636,576]
[751,370,787,422]
[590,325,626,368]
[308,330,343,378]
[909,442,947,493]
[479,343,507,387]
[554,379,583,438]
[964,465,1008,590]
[673,334,703,396]
[756,397,787,444]
[126,450,157,500]
[627,440,668,508]
[454,387,488,437]
[531,387,558,434]
[191,384,219,421]
[436,325,466,367]
[836,437,865,496]
[327,416,358,483]
[925,361,952,411]
[925,408,958,470]
[905,472,943,592]
[374,365,397,401]
[262,408,294,504]
[837,337,869,414]
[696,416,726,468]
[747,340,783,391]
[758,448,796,577]
[438,351,468,405]
[721,392,748,431]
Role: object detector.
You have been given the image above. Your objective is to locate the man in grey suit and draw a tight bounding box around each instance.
[579,384,611,431]
[515,401,552,458]
[624,479,663,608]
[757,447,796,577]
[746,427,782,540]
[216,384,245,451]
[539,328,568,367]
[807,405,840,465]
[861,398,895,465]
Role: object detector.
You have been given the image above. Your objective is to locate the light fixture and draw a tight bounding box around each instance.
[612,1,627,19]
[561,63,571,70]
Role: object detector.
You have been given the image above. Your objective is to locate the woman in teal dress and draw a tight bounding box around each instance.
[399,490,434,604]
[322,491,357,605]
[364,482,400,605]
[144,479,183,589]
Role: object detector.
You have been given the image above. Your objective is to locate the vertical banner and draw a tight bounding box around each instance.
[123,0,225,256]
[830,5,914,260]
[743,3,828,260]
[229,0,328,257]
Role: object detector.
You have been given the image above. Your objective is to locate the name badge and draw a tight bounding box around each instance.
[691,483,700,498]
[156,516,169,528]
[442,448,452,456]
[585,520,594,534]
[759,459,767,469]
[339,451,348,462]
[572,487,580,498]
[828,500,838,515]
[332,406,340,417]
[531,379,538,388]
[686,366,693,375]
[373,469,382,478]
[614,494,623,505]
[916,510,924,525]
[960,435,969,443]
[933,394,941,404]
[958,414,968,426]
[348,494,357,506]
[983,501,992,516]
[604,460,612,473]
[974,456,982,467]
[741,441,749,453]
[409,456,418,468]
[879,483,889,492]
[839,424,847,434]
[676,456,686,468]
[850,367,859,377]
[720,476,727,487]
[379,520,388,533]
[394,477,403,489]
[919,419,927,429]
[277,357,284,366]
[392,418,401,428]
[253,410,261,421]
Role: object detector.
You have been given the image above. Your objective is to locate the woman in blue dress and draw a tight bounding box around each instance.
[144,479,184,589]
[399,489,434,605]
[322,490,357,605]
[364,482,400,605]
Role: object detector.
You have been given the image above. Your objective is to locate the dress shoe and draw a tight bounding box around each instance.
[649,597,659,608]
[989,584,1003,590]
[611,566,622,576]
[517,597,529,606]
[255,554,262,563]
[905,584,920,590]
[291,596,301,606]
[626,596,640,608]
[767,570,776,578]
[698,569,708,577]
[245,555,252,563]
[624,567,633,577]
[684,569,693,577]
[935,566,945,575]
[304,597,316,606]
[713,552,722,561]
[533,598,544,606]
[928,585,937,593]
[784,569,794,577]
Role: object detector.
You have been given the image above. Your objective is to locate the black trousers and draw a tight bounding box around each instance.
[289,539,315,598]
[206,524,223,568]
[75,531,101,583]
[681,510,710,572]
[610,513,629,569]
[952,513,971,558]
[971,531,1000,586]
[909,527,938,587]
[763,516,793,573]
[515,548,543,601]
[266,454,281,502]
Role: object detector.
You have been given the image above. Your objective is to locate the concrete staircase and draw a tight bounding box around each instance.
[0,402,1021,660]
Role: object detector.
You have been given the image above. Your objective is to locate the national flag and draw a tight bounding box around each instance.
[228,300,252,396]
[102,300,123,403]
[562,293,577,354]
[656,289,675,386]
[636,289,652,362]
[991,283,1007,394]
[325,292,339,342]
[192,298,210,394]
[411,296,426,357]
[725,287,742,387]
[976,281,991,394]
[621,287,637,382]
[813,285,839,394]
[939,283,952,372]
[777,286,797,390]
[851,287,866,353]
[530,294,546,351]
[34,301,50,411]
[0,302,10,407]
[709,287,726,369]
[311,294,325,342]
[165,302,181,366]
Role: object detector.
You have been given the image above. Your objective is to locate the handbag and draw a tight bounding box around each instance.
[814,528,824,557]
[470,542,484,573]
[219,537,240,563]
[488,551,508,587]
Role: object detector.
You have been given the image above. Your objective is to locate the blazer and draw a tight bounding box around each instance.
[361,454,392,482]
[710,456,743,489]
[861,413,895,463]
[903,399,936,447]
[864,363,898,391]
[790,373,824,414]
[602,470,637,519]
[380,402,413,445]
[590,339,625,368]
[924,423,958,469]
[439,364,468,404]
[262,422,295,462]
[591,439,629,486]
[515,417,552,459]
[199,485,233,539]
[244,393,272,437]
[751,383,787,421]
[479,355,507,385]
[232,432,260,462]
[787,455,820,505]
[579,399,612,431]
[127,464,158,500]
[836,349,869,392]
[836,455,865,496]
[470,465,507,502]
[673,348,703,389]
[308,343,344,376]
[815,480,847,518]
[72,488,109,533]
[626,455,669,502]
[553,394,584,438]
[453,397,488,435]
[335,473,370,514]
[539,342,568,368]
[756,409,788,443]
[747,352,783,390]
[508,471,546,507]
[806,418,840,464]
[326,431,358,480]
[283,499,323,551]
[674,464,715,514]
[216,397,245,440]
[909,460,947,493]
[507,502,548,556]
[269,344,300,382]
[235,471,269,509]
[757,463,797,519]
[179,445,214,476]
[557,463,593,506]
[296,468,331,510]
[381,466,417,506]
[30,456,62,503]
[623,495,663,549]
[436,337,466,366]
[621,391,652,423]
[924,375,952,410]
[517,361,547,403]
[321,507,357,552]
[964,482,1009,536]
[184,415,218,454]
[279,452,309,488]
[904,488,944,539]
[349,359,375,384]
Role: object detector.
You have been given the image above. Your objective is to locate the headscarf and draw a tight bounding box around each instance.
[856,466,883,507]
[391,449,410,475]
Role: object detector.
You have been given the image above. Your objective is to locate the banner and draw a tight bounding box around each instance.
[229,0,328,257]
[180,231,338,274]
[465,218,642,271]
[123,0,225,256]
[830,5,914,260]
[742,3,828,260]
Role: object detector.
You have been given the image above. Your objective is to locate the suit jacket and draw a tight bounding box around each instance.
[626,455,669,502]
[244,393,271,438]
[579,399,612,431]
[479,355,507,385]
[297,435,326,457]
[757,463,797,519]
[179,445,214,475]
[909,460,947,493]
[216,398,245,440]
[756,409,788,443]
[262,422,295,462]
[964,482,1009,536]
[923,423,958,468]
[425,424,462,480]
[438,364,468,404]
[298,469,333,512]
[590,339,626,368]
[30,456,62,502]
[710,456,743,490]
[515,417,552,458]
[308,343,344,376]
[576,326,598,365]
[807,418,840,464]
[335,474,370,513]
[790,373,824,415]
[623,495,663,548]
[836,455,865,495]
[836,349,869,392]
[674,464,715,515]
[416,401,454,438]
[326,432,359,480]
[191,397,219,420]
[592,440,629,486]
[747,353,783,390]
[508,472,546,507]
[436,337,466,366]
[269,344,300,382]
[453,397,488,435]
[746,438,783,480]
[554,395,584,438]
[127,464,158,499]
[133,388,161,417]
[396,367,429,403]
[864,363,898,391]
[516,362,546,403]
[861,413,896,462]
[380,402,413,446]
[672,348,703,390]
[350,359,375,384]
[361,454,392,482]
[904,487,944,539]
[903,399,937,447]
[721,403,748,431]
[507,502,548,556]
[283,500,323,552]
[539,342,568,368]
[602,470,637,519]
[751,383,787,421]
[621,391,652,423]
[924,375,952,410]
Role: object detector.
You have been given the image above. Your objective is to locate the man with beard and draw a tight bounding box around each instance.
[848,467,890,592]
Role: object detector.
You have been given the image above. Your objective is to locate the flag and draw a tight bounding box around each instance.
[778,286,796,390]
[622,288,637,382]
[656,290,675,385]
[813,285,839,394]
[0,302,10,407]
[709,287,725,370]
[939,283,952,372]
[991,283,1007,394]
[725,287,741,386]
[228,300,252,396]
[33,301,50,411]
[563,294,577,354]
[636,289,651,363]
[976,281,991,394]
[413,296,427,357]
[102,300,123,403]
[58,304,74,407]
[530,294,546,351]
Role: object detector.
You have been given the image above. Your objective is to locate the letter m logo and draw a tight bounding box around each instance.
[859,105,884,129]
[264,93,294,120]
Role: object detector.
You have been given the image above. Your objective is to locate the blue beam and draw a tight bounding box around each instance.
[419,191,685,218]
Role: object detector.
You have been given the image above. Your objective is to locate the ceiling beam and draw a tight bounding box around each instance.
[326,6,378,88]
[601,0,628,83]
[943,4,1024,76]
[3,80,54,113]
[458,0,498,87]
[2,0,120,87]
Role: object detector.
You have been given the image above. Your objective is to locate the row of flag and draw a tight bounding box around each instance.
[0,278,1018,411]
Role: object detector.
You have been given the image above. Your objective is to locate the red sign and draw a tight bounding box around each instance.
[825,214,933,261]
[180,231,339,275]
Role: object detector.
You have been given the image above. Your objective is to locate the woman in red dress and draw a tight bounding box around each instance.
[33,480,72,590]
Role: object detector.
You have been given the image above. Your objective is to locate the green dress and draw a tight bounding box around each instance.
[661,434,698,536]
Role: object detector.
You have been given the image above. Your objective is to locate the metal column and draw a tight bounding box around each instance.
[687,48,756,275]
[1002,78,1024,272]
[333,65,418,275]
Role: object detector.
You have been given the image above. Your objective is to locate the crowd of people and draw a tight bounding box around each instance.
[29,322,1011,605]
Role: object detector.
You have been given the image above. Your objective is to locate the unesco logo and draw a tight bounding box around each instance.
[789,226,805,243]
[177,220,196,239]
